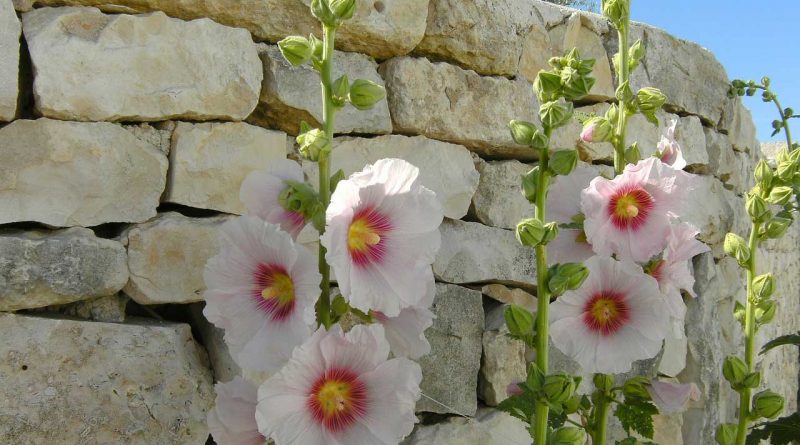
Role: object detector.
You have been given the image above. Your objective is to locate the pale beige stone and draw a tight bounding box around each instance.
[0,313,213,444]
[0,1,20,121]
[164,122,287,214]
[23,7,262,122]
[472,159,533,229]
[52,294,129,322]
[124,121,175,155]
[122,212,232,305]
[189,304,241,384]
[0,119,167,227]
[479,330,526,406]
[403,408,532,445]
[481,283,536,309]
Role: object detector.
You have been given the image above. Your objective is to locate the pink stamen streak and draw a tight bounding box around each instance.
[307,367,369,433]
[348,207,392,268]
[582,290,631,336]
[607,184,655,231]
[252,263,295,322]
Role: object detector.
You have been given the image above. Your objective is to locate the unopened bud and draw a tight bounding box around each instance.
[550,149,578,176]
[752,273,775,301]
[755,300,777,325]
[516,218,546,247]
[776,159,796,181]
[764,217,791,239]
[742,372,761,389]
[767,186,793,206]
[550,427,584,445]
[349,79,385,110]
[509,120,539,146]
[310,0,335,26]
[754,159,773,190]
[520,167,539,203]
[636,87,667,114]
[504,304,535,338]
[540,100,574,130]
[278,36,313,66]
[549,263,589,296]
[329,0,356,20]
[746,193,770,223]
[602,0,630,28]
[628,39,645,71]
[722,356,748,387]
[752,390,784,419]
[724,233,750,266]
[580,117,613,143]
[296,127,329,161]
[625,142,641,164]
[543,374,577,404]
[534,71,563,103]
[542,222,560,245]
[715,423,737,445]
[331,74,350,108]
[623,376,651,399]
[593,373,614,393]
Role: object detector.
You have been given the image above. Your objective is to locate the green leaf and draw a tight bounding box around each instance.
[746,412,800,445]
[760,332,800,355]
[497,389,537,424]
[614,399,658,439]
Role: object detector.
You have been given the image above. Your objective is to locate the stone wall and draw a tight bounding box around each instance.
[0,1,797,444]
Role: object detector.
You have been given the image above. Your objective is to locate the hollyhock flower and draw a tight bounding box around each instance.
[372,281,436,359]
[549,256,669,374]
[204,216,321,373]
[581,157,696,263]
[240,159,308,239]
[647,380,701,414]
[255,324,421,445]
[208,377,267,445]
[656,119,687,170]
[547,164,598,264]
[321,158,443,317]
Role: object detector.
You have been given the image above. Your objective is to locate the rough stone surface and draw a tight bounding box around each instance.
[123,213,232,305]
[23,7,262,122]
[472,159,533,230]
[163,122,287,214]
[0,313,213,444]
[479,330,526,406]
[416,283,484,415]
[189,304,240,384]
[249,45,392,136]
[726,101,759,153]
[659,334,688,378]
[0,1,20,121]
[403,408,532,445]
[24,0,428,59]
[682,175,737,250]
[125,121,175,155]
[705,127,737,188]
[433,219,535,286]
[381,57,539,159]
[481,283,536,309]
[303,135,479,219]
[50,294,129,323]
[0,119,167,227]
[0,228,128,312]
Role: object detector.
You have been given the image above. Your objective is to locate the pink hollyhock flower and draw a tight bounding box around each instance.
[208,377,267,445]
[203,216,321,373]
[240,159,308,239]
[549,256,669,374]
[581,157,696,263]
[255,324,421,445]
[372,281,435,359]
[548,165,599,264]
[580,122,596,143]
[647,380,701,414]
[656,119,687,170]
[321,158,443,317]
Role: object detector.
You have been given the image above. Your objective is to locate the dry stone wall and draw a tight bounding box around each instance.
[0,1,797,444]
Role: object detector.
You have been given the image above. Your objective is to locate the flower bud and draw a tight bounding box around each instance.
[504,304,535,338]
[534,71,563,103]
[722,355,747,387]
[742,371,761,389]
[310,0,336,26]
[562,74,595,101]
[550,150,578,176]
[733,301,746,327]
[593,373,614,393]
[752,390,784,419]
[349,79,385,110]
[628,39,645,71]
[563,395,580,414]
[329,0,356,20]
[767,185,793,206]
[580,117,613,143]
[752,273,775,301]
[636,87,667,113]
[509,120,539,146]
[755,300,777,325]
[746,193,770,223]
[540,101,574,130]
[715,423,737,445]
[549,263,589,296]
[602,0,630,28]
[542,222,560,245]
[754,159,773,190]
[520,167,539,203]
[622,376,651,399]
[776,159,796,181]
[296,127,330,161]
[764,216,791,239]
[516,218,546,247]
[331,74,349,108]
[549,427,584,445]
[278,180,320,219]
[543,374,577,404]
[331,295,349,316]
[532,130,550,150]
[278,36,314,66]
[724,233,750,266]
[625,142,641,164]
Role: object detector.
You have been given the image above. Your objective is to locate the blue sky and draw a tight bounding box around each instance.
[629,1,799,142]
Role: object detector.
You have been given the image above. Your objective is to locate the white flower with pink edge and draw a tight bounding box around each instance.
[208,377,267,445]
[656,119,687,170]
[547,164,599,264]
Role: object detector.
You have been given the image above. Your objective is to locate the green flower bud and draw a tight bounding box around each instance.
[532,130,550,150]
[549,263,589,296]
[776,159,796,181]
[715,423,737,445]
[625,142,641,164]
[636,87,667,113]
[628,39,645,72]
[746,193,770,223]
[549,427,584,445]
[540,101,574,130]
[329,0,356,20]
[593,373,614,393]
[330,169,346,193]
[724,233,750,266]
[504,304,535,338]
[542,222,560,245]
[622,376,651,399]
[509,120,539,146]
[331,74,350,108]
[520,167,539,203]
[349,79,385,110]
[605,104,619,123]
[764,216,792,239]
[752,390,784,419]
[310,0,336,26]
[733,301,746,327]
[580,117,613,143]
[331,295,349,316]
[550,149,578,176]
[742,371,761,389]
[722,355,748,387]
[562,73,596,101]
[278,180,319,217]
[278,36,314,66]
[752,273,775,301]
[767,186,793,206]
[534,71,563,103]
[296,127,330,161]
[615,80,635,104]
[543,374,577,404]
[761,76,771,87]
[754,159,773,190]
[755,300,777,325]
[602,0,630,28]
[516,218,546,247]
[563,395,580,414]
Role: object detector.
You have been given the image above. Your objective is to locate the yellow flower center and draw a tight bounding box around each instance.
[348,218,381,254]
[583,292,630,335]
[261,272,295,307]
[614,194,640,219]
[590,298,621,325]
[316,380,354,419]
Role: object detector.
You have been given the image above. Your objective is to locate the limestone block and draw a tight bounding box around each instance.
[0,228,128,312]
[189,304,241,384]
[0,313,214,444]
[403,408,531,445]
[726,101,759,153]
[51,294,129,322]
[682,175,737,249]
[23,7,262,121]
[481,283,536,309]
[416,283,484,415]
[705,127,737,187]
[479,330,526,406]
[163,122,287,214]
[381,57,539,159]
[0,119,167,227]
[433,219,536,286]
[248,45,392,136]
[122,212,232,305]
[124,121,175,155]
[471,159,533,230]
[0,1,20,121]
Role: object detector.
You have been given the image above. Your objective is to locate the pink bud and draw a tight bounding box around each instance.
[647,381,700,414]
[580,123,595,142]
[506,382,524,397]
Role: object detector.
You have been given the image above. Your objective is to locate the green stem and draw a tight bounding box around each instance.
[771,96,794,150]
[612,25,630,175]
[592,397,611,445]
[533,128,553,445]
[316,24,337,329]
[735,222,761,445]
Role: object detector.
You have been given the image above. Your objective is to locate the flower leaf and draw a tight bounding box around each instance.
[614,399,658,439]
[759,332,800,355]
[746,412,800,445]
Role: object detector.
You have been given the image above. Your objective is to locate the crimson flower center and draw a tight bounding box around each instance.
[607,185,654,231]
[347,207,391,267]
[253,264,295,322]
[582,291,630,336]
[308,368,368,433]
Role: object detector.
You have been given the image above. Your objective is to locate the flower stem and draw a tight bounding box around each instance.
[772,96,794,150]
[612,25,630,175]
[533,128,553,445]
[592,397,611,445]
[735,221,761,445]
[316,24,337,329]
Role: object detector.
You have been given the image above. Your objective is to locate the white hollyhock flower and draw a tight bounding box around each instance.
[255,324,421,445]
[549,256,669,374]
[203,216,321,373]
[656,119,687,170]
[373,280,436,359]
[208,377,267,445]
[321,158,443,317]
[547,164,599,264]
[240,159,309,239]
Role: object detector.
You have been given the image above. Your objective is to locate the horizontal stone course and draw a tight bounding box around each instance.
[0,1,20,121]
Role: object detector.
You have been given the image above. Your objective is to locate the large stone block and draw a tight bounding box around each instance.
[0,313,213,444]
[479,330,526,406]
[0,228,128,312]
[248,45,392,136]
[472,159,533,229]
[0,1,20,121]
[188,304,241,384]
[0,119,167,227]
[416,283,484,415]
[381,57,539,159]
[22,0,428,59]
[163,122,287,214]
[23,7,262,122]
[682,175,737,250]
[403,408,531,445]
[122,212,232,305]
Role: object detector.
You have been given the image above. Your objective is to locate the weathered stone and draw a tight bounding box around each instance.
[479,330,526,406]
[726,101,759,153]
[654,413,684,445]
[23,7,262,122]
[123,213,232,305]
[481,283,536,309]
[50,294,129,323]
[303,135,479,219]
[705,127,737,187]
[0,1,20,121]
[248,45,392,136]
[23,0,427,59]
[403,408,531,445]
[189,304,241,384]
[433,219,535,286]
[124,121,175,155]
[0,313,213,444]
[0,118,167,227]
[682,175,737,250]
[472,159,533,230]
[760,141,788,163]
[660,333,688,378]
[673,115,709,169]
[163,122,286,214]
[0,228,128,312]
[381,57,539,159]
[416,283,483,415]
